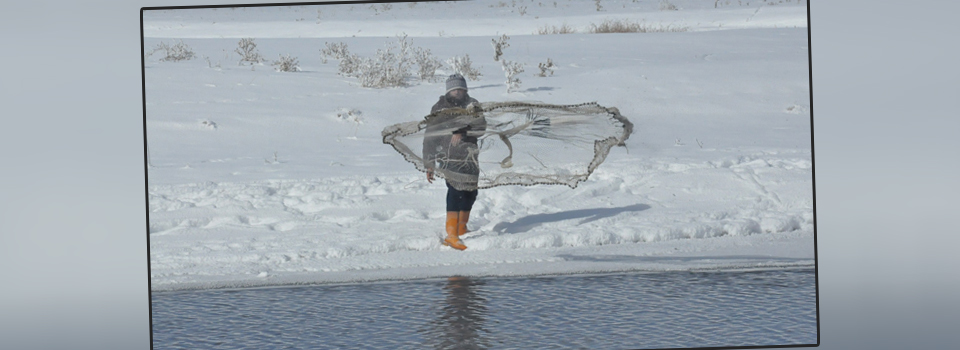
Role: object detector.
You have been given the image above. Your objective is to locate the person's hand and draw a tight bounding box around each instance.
[426,170,434,183]
[450,133,462,146]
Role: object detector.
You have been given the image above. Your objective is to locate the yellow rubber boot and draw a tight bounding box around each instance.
[442,211,467,250]
[456,210,470,236]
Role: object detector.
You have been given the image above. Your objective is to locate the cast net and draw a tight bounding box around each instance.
[382,101,633,191]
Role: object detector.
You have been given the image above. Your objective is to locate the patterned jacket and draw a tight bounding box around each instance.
[423,93,487,190]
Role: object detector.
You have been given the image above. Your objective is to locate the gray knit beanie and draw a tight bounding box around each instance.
[445,74,468,93]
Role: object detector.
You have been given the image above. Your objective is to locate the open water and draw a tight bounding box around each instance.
[151,268,817,350]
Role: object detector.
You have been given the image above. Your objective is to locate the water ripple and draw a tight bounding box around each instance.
[153,269,817,349]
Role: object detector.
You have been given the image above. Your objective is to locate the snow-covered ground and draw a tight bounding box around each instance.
[144,0,814,291]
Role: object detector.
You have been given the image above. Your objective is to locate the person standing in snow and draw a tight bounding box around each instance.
[423,74,486,251]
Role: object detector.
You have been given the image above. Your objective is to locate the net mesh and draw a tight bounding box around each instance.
[382,101,633,191]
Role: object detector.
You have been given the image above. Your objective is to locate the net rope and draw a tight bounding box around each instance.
[382,101,633,191]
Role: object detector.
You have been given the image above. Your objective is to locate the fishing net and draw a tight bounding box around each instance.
[382,101,633,191]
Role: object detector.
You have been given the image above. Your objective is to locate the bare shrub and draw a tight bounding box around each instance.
[659,0,678,11]
[589,19,689,33]
[537,58,555,77]
[323,34,468,88]
[355,50,408,88]
[321,41,361,77]
[235,38,264,66]
[412,47,444,82]
[320,42,351,64]
[501,59,524,93]
[491,34,510,62]
[151,40,195,62]
[362,33,414,87]
[536,23,576,35]
[447,54,482,81]
[336,53,362,77]
[271,54,301,72]
[333,34,413,88]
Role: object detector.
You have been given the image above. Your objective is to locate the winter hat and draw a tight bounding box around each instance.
[445,74,468,93]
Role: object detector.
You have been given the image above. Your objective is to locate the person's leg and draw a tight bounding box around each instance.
[457,189,478,236]
[446,211,459,235]
[443,182,467,250]
[456,211,469,236]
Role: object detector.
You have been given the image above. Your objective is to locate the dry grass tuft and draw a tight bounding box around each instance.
[589,19,689,33]
[536,23,577,35]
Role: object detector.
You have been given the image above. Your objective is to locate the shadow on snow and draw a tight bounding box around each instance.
[524,86,556,92]
[492,203,651,234]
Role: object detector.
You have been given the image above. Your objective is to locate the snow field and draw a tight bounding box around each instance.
[143,0,807,39]
[149,149,813,290]
[144,0,813,290]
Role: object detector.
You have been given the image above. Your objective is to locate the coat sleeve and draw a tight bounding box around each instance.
[463,99,486,142]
